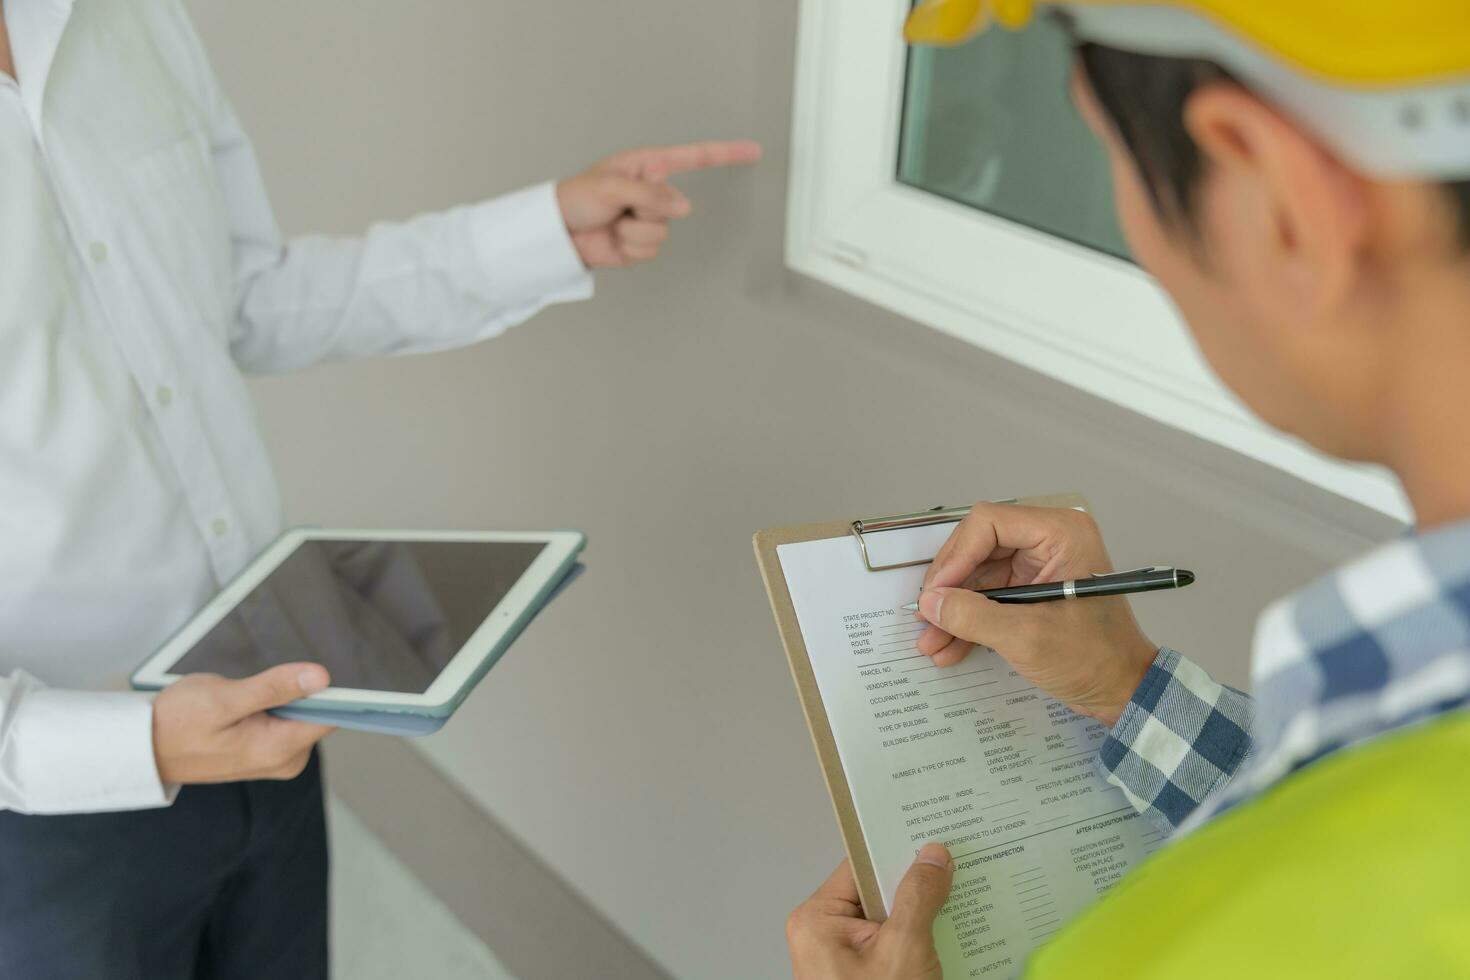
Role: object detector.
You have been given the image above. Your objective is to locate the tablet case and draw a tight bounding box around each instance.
[270,561,585,736]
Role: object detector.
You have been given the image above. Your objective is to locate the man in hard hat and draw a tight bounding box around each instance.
[788,1,1470,976]
[0,0,757,976]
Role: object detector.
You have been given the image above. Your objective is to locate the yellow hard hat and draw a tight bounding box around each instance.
[904,0,1470,179]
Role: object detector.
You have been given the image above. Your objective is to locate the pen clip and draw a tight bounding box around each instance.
[1092,566,1170,577]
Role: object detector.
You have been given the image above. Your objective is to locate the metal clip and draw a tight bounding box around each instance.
[849,500,1020,572]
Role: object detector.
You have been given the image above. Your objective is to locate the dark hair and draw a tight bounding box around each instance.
[1074,42,1470,245]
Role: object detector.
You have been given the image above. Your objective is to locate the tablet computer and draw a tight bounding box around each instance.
[131,528,585,735]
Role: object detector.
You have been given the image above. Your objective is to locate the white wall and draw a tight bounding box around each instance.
[190,2,1398,977]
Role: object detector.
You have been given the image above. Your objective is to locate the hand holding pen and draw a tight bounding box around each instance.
[911,503,1182,727]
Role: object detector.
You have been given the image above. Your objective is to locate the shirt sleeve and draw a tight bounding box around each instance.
[162,0,593,374]
[1096,648,1253,833]
[223,171,595,373]
[0,671,175,814]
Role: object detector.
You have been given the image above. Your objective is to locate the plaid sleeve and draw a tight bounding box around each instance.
[1097,648,1253,833]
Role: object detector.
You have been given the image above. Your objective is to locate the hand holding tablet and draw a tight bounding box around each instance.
[152,661,336,784]
[134,528,585,741]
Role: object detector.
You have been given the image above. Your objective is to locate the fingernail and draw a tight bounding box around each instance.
[297,668,328,694]
[919,589,943,625]
[916,843,951,868]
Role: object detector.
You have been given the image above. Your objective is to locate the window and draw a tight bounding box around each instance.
[899,16,1127,259]
[786,0,1407,521]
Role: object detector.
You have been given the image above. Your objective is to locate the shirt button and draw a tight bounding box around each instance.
[211,518,230,538]
[89,241,108,263]
[156,386,174,408]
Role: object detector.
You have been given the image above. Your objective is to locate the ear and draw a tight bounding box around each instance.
[1182,84,1370,318]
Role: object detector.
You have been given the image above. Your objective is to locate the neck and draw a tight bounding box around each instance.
[0,1,13,82]
[1379,265,1470,530]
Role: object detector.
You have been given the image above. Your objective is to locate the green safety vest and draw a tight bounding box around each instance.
[1026,712,1470,978]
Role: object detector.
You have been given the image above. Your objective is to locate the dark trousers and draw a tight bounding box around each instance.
[0,750,328,980]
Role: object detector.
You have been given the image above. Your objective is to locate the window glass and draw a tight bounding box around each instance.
[898,19,1130,259]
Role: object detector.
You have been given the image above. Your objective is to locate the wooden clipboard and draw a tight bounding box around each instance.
[752,493,1089,920]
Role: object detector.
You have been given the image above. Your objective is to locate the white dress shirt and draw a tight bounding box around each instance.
[0,0,592,814]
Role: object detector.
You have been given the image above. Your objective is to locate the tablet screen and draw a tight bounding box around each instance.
[170,539,547,693]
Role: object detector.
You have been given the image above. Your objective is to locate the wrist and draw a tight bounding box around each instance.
[553,179,572,228]
[1082,640,1157,728]
[151,702,175,785]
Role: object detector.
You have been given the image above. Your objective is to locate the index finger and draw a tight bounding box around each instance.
[808,859,865,915]
[923,503,1054,591]
[619,140,763,178]
[257,713,336,755]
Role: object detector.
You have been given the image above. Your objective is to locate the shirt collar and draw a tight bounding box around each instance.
[6,0,78,133]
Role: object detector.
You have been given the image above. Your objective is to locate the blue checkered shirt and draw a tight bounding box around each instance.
[1099,518,1470,834]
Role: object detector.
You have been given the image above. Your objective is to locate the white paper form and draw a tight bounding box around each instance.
[778,528,1164,979]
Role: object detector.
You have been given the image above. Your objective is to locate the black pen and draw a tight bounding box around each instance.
[900,566,1194,610]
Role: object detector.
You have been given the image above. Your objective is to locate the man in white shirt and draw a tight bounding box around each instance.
[0,0,758,975]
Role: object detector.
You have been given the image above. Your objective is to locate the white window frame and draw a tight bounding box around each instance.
[786,0,1411,522]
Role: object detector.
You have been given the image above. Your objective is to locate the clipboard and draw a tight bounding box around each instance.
[752,493,1089,920]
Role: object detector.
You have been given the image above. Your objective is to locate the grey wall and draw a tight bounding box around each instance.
[190,2,1400,978]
